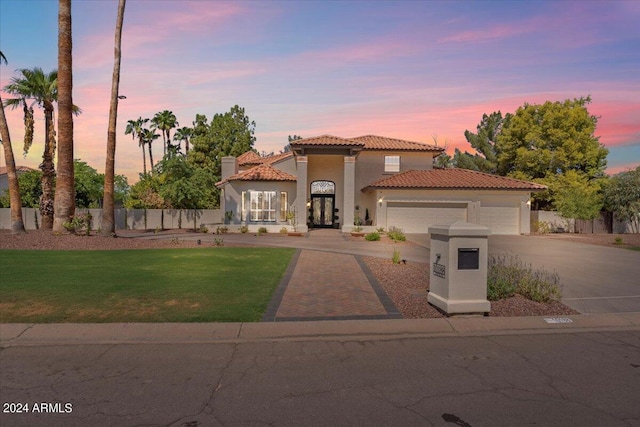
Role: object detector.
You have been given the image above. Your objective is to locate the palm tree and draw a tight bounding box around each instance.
[141,127,159,170]
[125,117,150,174]
[0,51,26,234]
[53,0,75,232]
[3,68,59,229]
[102,0,127,236]
[173,126,192,154]
[152,110,178,156]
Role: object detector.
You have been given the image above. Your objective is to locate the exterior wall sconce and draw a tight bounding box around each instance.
[306,200,311,208]
[378,198,383,206]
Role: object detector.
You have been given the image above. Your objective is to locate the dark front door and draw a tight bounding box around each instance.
[311,195,334,227]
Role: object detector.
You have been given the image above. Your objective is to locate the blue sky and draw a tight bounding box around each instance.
[1,0,639,181]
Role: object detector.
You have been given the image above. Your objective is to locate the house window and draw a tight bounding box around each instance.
[250,191,276,222]
[280,192,288,221]
[241,191,246,220]
[385,155,400,172]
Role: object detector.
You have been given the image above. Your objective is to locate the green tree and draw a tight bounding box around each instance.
[74,160,104,208]
[453,111,504,173]
[141,127,159,170]
[3,68,59,228]
[125,117,150,174]
[152,110,178,156]
[0,170,43,208]
[173,126,193,154]
[155,155,216,209]
[604,167,640,233]
[496,97,608,209]
[189,105,256,206]
[550,170,603,222]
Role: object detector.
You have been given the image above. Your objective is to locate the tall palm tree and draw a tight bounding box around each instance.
[0,51,26,234]
[102,0,127,236]
[152,110,178,156]
[53,0,75,232]
[173,126,192,154]
[3,68,59,229]
[141,127,159,170]
[125,117,150,174]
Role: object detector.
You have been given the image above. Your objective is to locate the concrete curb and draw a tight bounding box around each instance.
[2,312,640,346]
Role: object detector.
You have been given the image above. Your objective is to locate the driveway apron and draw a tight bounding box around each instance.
[262,247,401,321]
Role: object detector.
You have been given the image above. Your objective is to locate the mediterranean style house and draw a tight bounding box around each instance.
[216,135,546,234]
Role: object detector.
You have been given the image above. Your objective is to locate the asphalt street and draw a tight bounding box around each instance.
[1,329,639,426]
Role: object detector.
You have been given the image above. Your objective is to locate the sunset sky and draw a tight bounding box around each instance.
[1,0,638,183]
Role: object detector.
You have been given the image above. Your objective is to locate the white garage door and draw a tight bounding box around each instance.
[479,206,520,235]
[386,202,467,233]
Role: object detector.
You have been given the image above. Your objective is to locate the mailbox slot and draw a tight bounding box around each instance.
[458,248,479,270]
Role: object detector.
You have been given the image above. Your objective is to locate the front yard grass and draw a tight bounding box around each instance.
[0,248,294,323]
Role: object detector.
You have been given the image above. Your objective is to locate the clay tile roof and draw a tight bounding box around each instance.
[216,164,296,187]
[262,151,294,165]
[0,166,35,175]
[237,150,262,166]
[366,169,547,191]
[290,134,365,147]
[352,135,443,152]
[238,150,294,166]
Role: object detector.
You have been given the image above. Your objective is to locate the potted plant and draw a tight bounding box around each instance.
[224,210,233,224]
[351,211,364,236]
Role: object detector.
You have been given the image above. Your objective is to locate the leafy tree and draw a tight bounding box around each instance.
[0,50,26,233]
[0,170,42,208]
[102,0,127,235]
[496,97,608,210]
[3,68,59,228]
[190,105,256,172]
[53,0,76,232]
[125,117,150,174]
[152,110,178,156]
[155,156,216,209]
[189,105,256,206]
[550,170,603,222]
[74,160,104,208]
[604,167,640,233]
[173,126,192,154]
[453,111,504,173]
[125,173,164,209]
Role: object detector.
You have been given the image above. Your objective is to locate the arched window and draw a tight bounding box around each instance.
[310,180,335,195]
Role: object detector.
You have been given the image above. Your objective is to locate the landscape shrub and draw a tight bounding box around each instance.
[240,225,249,233]
[216,226,228,234]
[387,226,406,242]
[365,231,381,241]
[487,254,562,302]
[258,226,268,234]
[280,227,288,234]
[391,248,401,264]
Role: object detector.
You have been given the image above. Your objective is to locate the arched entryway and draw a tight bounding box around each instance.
[310,180,336,228]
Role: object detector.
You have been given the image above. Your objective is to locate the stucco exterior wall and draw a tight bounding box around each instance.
[221,180,297,226]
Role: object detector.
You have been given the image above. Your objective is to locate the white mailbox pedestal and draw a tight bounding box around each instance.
[427,221,491,315]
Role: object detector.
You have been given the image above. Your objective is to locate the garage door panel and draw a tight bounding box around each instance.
[387,206,467,233]
[479,206,519,235]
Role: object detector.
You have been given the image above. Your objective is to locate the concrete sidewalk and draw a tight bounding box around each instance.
[3,312,640,346]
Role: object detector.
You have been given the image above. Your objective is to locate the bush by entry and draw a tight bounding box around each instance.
[0,248,294,323]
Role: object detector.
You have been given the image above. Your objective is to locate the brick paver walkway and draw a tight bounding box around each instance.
[264,248,401,321]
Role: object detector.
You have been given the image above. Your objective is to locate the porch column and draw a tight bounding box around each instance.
[520,198,531,235]
[343,156,356,231]
[295,156,308,232]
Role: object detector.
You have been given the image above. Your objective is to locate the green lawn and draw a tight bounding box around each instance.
[0,248,294,323]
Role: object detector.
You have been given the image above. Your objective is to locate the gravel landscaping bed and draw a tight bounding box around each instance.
[362,256,579,318]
